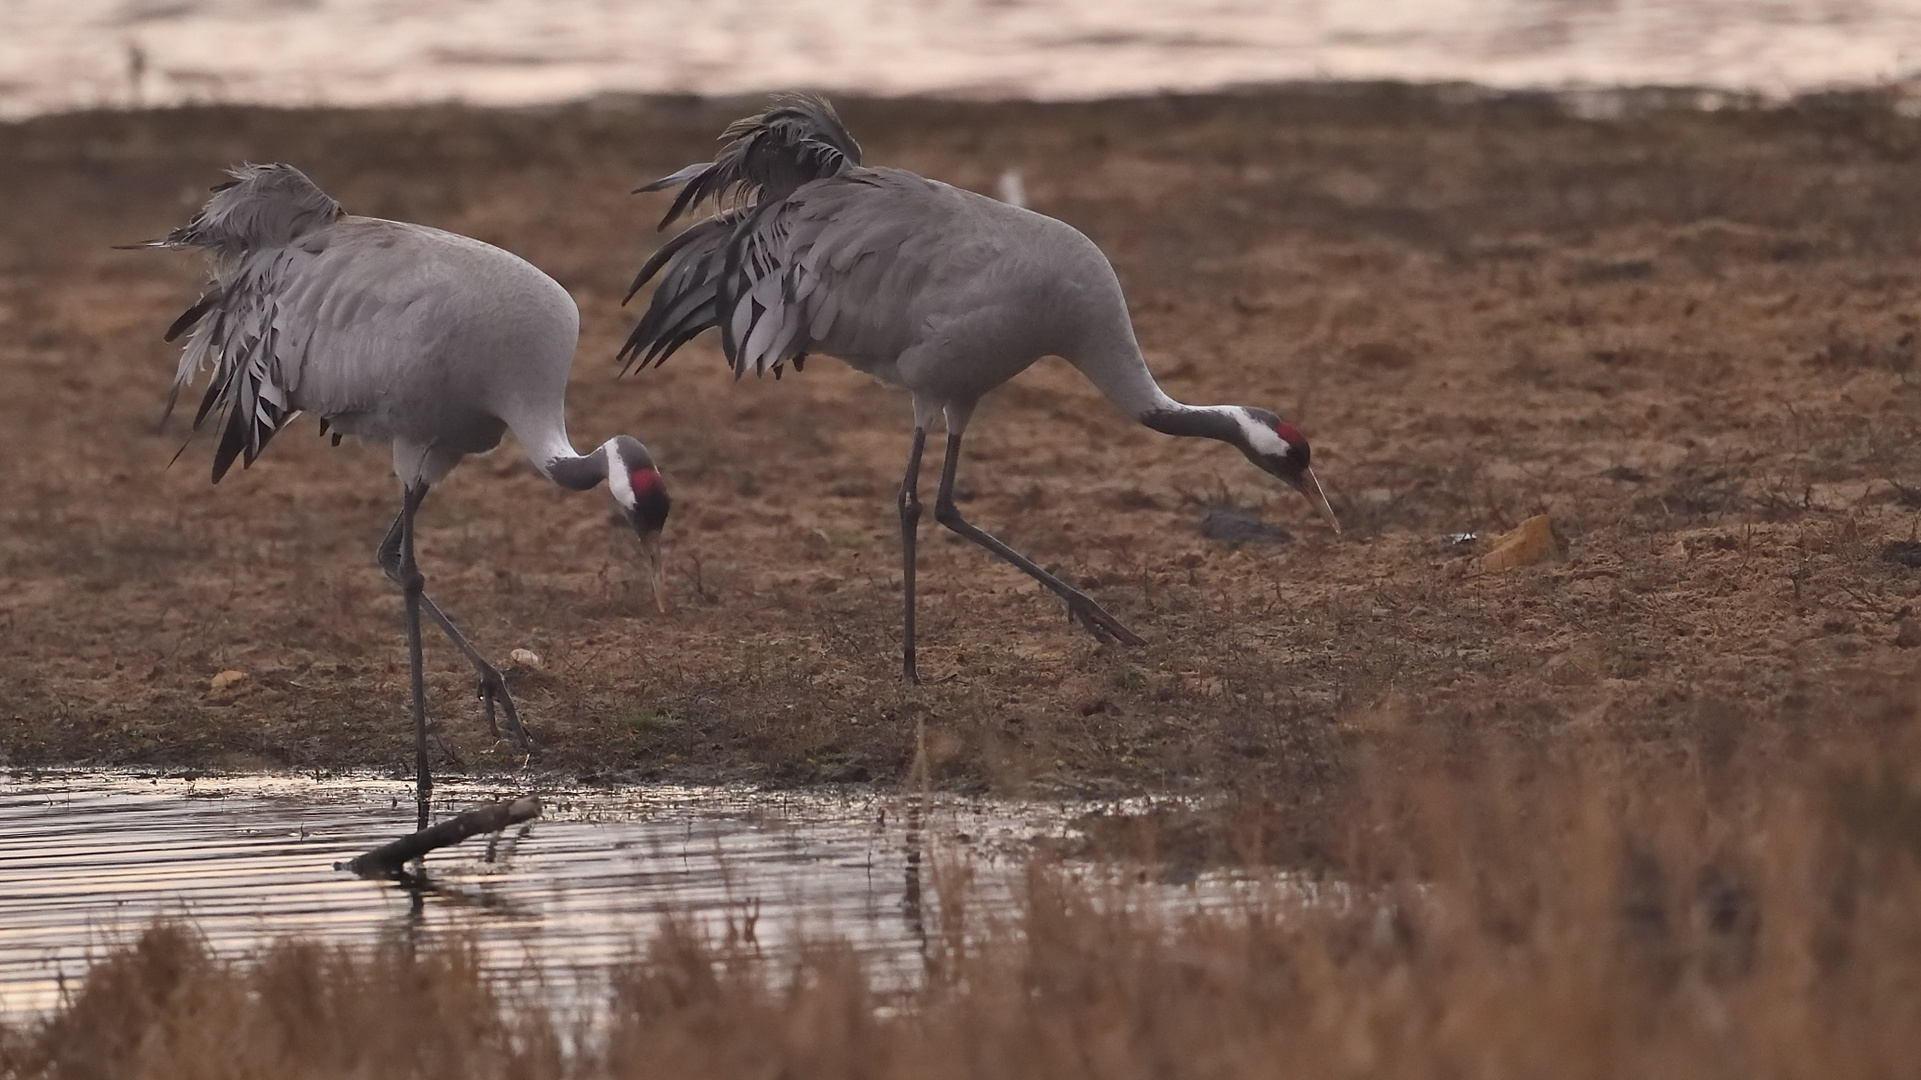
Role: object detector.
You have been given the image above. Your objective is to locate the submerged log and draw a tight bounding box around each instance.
[337,796,542,878]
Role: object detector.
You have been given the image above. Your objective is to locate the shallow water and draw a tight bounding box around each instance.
[0,771,1113,1018]
[3,1,1919,120]
[0,773,1267,1020]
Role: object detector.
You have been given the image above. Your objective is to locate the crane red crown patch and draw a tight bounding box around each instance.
[630,467,662,495]
[1274,421,1307,451]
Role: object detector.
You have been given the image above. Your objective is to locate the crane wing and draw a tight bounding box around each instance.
[621,168,950,380]
[141,163,354,482]
[164,243,325,481]
[636,93,861,230]
[163,226,413,483]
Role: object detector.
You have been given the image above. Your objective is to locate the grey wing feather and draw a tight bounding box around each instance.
[617,212,742,374]
[635,161,711,195]
[163,292,221,344]
[623,169,954,382]
[153,163,341,266]
[170,246,313,481]
[142,162,346,478]
[636,94,861,230]
[622,95,869,373]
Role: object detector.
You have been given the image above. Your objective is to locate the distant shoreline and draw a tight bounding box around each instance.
[8,0,1919,121]
[7,76,1921,131]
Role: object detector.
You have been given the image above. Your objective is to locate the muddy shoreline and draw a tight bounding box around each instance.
[4,86,1921,811]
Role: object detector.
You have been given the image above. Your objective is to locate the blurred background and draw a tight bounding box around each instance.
[6,0,1920,117]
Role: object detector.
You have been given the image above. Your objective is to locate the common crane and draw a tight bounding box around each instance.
[131,164,670,818]
[620,98,1331,682]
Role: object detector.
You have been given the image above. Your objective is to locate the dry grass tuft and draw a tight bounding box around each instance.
[12,719,1921,1079]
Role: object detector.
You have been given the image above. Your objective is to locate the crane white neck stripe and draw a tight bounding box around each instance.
[1239,414,1289,457]
[606,442,635,506]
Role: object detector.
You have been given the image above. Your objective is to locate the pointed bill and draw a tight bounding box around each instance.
[638,533,670,614]
[1296,467,1340,534]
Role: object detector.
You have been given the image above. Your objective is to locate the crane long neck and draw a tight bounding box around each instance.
[1066,325,1247,447]
[519,423,611,492]
[546,445,610,491]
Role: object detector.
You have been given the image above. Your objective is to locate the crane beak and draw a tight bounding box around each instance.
[1294,468,1341,534]
[637,532,670,614]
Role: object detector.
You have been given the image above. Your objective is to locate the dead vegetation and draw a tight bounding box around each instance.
[10,718,1921,1078]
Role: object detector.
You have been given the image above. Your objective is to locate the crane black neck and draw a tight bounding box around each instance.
[1140,405,1249,447]
[546,435,654,492]
[547,444,611,492]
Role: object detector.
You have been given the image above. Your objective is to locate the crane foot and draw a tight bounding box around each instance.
[474,666,535,750]
[1067,599,1146,647]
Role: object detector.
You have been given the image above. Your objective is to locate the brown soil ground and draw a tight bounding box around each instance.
[5,87,1921,809]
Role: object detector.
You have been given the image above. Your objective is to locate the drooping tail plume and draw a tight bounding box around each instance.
[635,93,861,230]
[123,163,339,478]
[128,163,341,265]
[619,95,861,375]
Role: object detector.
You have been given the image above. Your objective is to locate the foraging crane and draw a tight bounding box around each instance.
[129,164,671,817]
[621,96,1336,683]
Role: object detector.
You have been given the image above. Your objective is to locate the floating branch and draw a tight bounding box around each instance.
[337,796,542,878]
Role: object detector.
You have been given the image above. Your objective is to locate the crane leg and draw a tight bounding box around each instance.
[377,505,535,751]
[931,432,1146,647]
[897,427,928,684]
[396,482,432,829]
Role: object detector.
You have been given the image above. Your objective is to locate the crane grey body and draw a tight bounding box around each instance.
[133,164,671,821]
[623,97,1334,682]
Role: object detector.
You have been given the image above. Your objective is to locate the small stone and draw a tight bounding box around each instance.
[1200,508,1292,545]
[209,670,247,693]
[1896,619,1921,649]
[507,648,542,669]
[1478,515,1559,572]
[1882,542,1921,569]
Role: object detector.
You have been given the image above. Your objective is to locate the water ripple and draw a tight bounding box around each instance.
[0,771,1063,1017]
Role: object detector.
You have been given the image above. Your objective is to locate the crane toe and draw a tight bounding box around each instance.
[1067,597,1146,647]
[475,667,534,749]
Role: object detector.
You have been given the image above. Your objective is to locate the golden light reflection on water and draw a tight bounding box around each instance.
[0,771,1160,1018]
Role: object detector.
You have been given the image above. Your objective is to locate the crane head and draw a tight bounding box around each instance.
[1235,408,1340,534]
[606,436,673,611]
[622,466,672,532]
